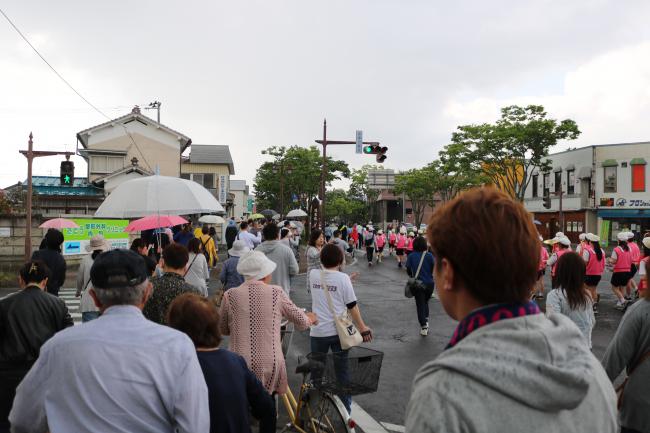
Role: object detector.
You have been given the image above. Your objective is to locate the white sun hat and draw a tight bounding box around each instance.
[236,251,277,281]
[617,232,629,242]
[578,233,587,241]
[586,233,600,242]
[228,240,251,258]
[643,237,650,249]
[558,236,571,246]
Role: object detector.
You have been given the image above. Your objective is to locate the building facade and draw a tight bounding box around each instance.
[180,144,235,213]
[77,106,192,190]
[229,179,250,220]
[523,141,650,245]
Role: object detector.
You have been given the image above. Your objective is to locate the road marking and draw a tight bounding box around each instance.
[380,422,405,432]
[351,402,389,433]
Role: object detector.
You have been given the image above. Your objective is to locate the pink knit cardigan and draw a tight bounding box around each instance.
[218,280,311,394]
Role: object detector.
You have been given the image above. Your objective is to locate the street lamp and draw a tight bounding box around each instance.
[272,163,293,219]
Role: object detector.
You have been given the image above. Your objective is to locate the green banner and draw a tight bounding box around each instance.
[599,219,610,248]
[61,219,129,255]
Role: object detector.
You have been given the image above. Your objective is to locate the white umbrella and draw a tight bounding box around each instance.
[199,215,225,224]
[286,209,308,218]
[94,175,225,218]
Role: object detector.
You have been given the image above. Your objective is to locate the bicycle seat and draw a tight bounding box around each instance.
[295,360,324,375]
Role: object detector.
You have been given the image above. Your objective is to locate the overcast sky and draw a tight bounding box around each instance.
[2,1,650,191]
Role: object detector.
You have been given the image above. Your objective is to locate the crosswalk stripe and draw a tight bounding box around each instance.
[58,288,82,325]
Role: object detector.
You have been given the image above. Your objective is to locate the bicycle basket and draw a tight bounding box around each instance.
[306,347,383,396]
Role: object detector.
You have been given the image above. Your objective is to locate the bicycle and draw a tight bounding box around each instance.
[279,334,383,433]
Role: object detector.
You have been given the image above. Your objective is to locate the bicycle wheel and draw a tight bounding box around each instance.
[299,391,348,433]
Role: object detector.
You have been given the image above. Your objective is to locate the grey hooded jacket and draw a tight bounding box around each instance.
[255,241,298,295]
[406,313,617,433]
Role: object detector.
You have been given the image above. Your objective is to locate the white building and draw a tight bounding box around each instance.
[523,141,650,245]
[229,179,250,220]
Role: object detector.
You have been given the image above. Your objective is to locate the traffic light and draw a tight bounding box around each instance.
[60,160,74,186]
[362,144,388,163]
[543,192,551,209]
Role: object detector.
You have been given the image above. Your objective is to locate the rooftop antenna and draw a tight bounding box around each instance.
[144,100,162,123]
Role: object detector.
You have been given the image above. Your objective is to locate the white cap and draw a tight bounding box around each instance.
[586,233,600,242]
[377,229,383,235]
[578,233,587,241]
[228,239,251,258]
[408,232,415,237]
[400,227,407,234]
[236,251,277,281]
[627,231,635,239]
[555,232,565,238]
[617,232,629,242]
[643,237,650,249]
[558,236,571,247]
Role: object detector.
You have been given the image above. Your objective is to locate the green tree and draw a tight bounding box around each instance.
[324,189,366,224]
[348,164,383,222]
[254,145,350,217]
[394,167,438,227]
[444,105,580,201]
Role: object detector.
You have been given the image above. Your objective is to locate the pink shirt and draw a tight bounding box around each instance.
[613,246,632,273]
[629,241,641,265]
[585,246,605,276]
[376,234,386,248]
[396,234,407,249]
[389,233,397,245]
[551,248,569,277]
[406,238,414,251]
[538,246,549,271]
[219,281,311,394]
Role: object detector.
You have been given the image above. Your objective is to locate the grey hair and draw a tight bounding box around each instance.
[92,279,149,307]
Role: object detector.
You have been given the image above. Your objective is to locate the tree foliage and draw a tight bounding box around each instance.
[441,105,580,201]
[324,189,367,224]
[394,167,439,227]
[348,164,383,222]
[254,146,350,217]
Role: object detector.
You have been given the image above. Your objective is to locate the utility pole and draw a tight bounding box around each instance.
[19,133,75,260]
[315,120,382,230]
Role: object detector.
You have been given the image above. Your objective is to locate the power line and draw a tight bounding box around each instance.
[0,7,153,172]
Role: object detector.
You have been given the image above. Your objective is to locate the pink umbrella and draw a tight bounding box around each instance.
[39,218,80,229]
[124,215,188,232]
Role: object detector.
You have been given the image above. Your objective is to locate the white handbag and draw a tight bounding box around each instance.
[320,270,363,350]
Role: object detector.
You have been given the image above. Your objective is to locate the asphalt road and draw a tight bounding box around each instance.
[269,250,628,429]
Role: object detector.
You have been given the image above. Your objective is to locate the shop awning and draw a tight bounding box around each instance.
[631,158,647,165]
[598,209,650,218]
[601,159,618,167]
[577,166,592,179]
[553,166,562,172]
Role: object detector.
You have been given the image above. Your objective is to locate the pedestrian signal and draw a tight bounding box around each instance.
[60,160,74,186]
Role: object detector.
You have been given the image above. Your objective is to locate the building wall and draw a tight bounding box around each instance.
[86,129,182,181]
[231,189,249,219]
[181,162,231,205]
[595,142,650,209]
[103,171,147,194]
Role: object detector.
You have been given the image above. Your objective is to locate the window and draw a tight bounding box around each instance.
[632,164,645,192]
[192,174,204,186]
[604,166,617,193]
[543,173,550,197]
[554,171,562,194]
[91,155,124,174]
[567,170,575,195]
[532,175,538,197]
[188,173,214,189]
[180,173,190,180]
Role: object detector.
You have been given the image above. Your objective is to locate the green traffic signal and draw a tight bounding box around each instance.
[363,145,373,154]
[64,175,71,184]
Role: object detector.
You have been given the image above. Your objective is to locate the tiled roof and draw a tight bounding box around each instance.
[187,145,235,174]
[25,176,104,197]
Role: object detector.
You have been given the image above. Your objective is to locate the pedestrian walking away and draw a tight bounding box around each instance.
[405,188,617,433]
[143,243,202,325]
[168,293,277,433]
[31,229,66,297]
[583,233,605,313]
[220,240,250,291]
[375,229,386,263]
[546,252,595,349]
[218,251,317,395]
[309,244,372,413]
[225,217,239,255]
[255,223,299,295]
[626,232,640,299]
[395,227,408,268]
[637,237,650,298]
[405,236,435,336]
[547,235,571,288]
[184,238,210,296]
[364,226,376,266]
[8,249,209,433]
[76,235,110,322]
[1,261,73,432]
[237,221,262,250]
[609,232,633,310]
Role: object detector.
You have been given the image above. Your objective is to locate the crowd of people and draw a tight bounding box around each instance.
[2,192,650,432]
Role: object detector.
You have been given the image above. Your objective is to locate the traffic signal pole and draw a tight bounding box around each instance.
[19,133,74,260]
[315,119,382,230]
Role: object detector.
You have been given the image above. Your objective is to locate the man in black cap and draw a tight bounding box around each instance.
[9,249,209,433]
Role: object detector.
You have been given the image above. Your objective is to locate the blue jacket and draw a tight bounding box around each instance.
[405,251,435,286]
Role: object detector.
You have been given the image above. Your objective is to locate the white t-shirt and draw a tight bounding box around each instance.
[309,269,357,338]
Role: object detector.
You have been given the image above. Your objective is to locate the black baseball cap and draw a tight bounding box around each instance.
[90,249,148,289]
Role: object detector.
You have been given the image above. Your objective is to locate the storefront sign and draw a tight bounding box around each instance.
[600,197,650,208]
[219,175,227,204]
[62,219,130,255]
[599,220,610,247]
